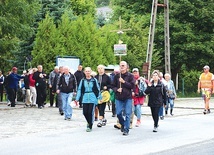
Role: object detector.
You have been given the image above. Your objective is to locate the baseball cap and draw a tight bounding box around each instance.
[132,68,139,72]
[203,65,210,70]
[12,67,17,71]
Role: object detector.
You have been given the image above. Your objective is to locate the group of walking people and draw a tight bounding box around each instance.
[74,61,177,135]
[5,62,214,136]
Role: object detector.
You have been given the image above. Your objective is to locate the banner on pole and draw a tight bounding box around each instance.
[114,44,127,56]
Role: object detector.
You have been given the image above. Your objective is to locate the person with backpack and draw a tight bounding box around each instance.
[132,68,147,127]
[75,67,101,132]
[164,73,177,116]
[144,70,167,132]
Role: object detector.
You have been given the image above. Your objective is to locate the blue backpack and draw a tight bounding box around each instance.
[138,79,147,97]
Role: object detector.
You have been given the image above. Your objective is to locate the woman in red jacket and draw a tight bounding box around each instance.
[132,68,147,127]
[29,68,37,107]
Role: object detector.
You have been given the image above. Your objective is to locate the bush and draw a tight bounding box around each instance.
[178,70,201,96]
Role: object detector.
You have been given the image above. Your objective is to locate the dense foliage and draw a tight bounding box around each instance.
[0,0,213,94]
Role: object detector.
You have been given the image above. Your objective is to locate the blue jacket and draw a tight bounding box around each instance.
[76,77,101,105]
[8,73,23,89]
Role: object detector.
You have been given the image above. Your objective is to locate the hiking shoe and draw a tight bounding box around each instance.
[102,119,107,126]
[135,120,141,127]
[114,124,121,129]
[25,104,30,107]
[153,127,158,132]
[86,128,92,132]
[123,131,129,136]
[97,121,102,127]
[207,109,211,114]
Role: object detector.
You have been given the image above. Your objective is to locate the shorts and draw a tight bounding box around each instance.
[201,88,211,99]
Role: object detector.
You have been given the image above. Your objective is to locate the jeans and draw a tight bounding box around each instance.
[158,106,164,117]
[61,92,73,119]
[134,104,142,120]
[116,99,132,133]
[165,98,174,111]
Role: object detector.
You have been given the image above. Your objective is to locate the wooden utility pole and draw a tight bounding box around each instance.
[146,0,171,80]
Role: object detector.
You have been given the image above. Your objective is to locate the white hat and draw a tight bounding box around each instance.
[203,65,210,70]
[132,68,139,72]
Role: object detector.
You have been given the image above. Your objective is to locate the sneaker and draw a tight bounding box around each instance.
[153,127,158,132]
[102,119,107,126]
[67,118,71,121]
[207,109,211,114]
[94,117,98,121]
[25,104,30,107]
[112,114,116,117]
[123,131,129,136]
[129,124,133,129]
[135,120,141,127]
[97,121,102,127]
[38,106,43,109]
[114,124,121,129]
[86,128,92,132]
[203,110,207,115]
[160,116,164,120]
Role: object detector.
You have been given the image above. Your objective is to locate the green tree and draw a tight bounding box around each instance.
[59,14,114,70]
[32,14,60,72]
[17,0,72,71]
[0,0,39,72]
[111,0,214,86]
[70,0,96,16]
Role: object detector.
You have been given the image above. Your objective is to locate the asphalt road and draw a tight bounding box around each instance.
[0,112,213,155]
[151,138,214,155]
